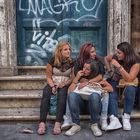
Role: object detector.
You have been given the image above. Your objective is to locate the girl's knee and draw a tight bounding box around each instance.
[109,92,118,100]
[124,86,136,98]
[68,92,78,103]
[89,93,101,102]
[125,86,136,93]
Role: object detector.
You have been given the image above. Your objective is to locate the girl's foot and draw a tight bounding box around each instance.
[52,122,61,135]
[37,122,46,135]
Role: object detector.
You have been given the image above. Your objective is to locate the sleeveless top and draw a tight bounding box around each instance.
[111,55,140,82]
[48,57,75,84]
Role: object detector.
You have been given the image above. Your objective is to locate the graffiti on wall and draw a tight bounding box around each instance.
[19,0,103,25]
[25,19,70,65]
[18,0,104,65]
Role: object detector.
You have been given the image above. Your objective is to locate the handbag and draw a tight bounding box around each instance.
[52,75,69,85]
[49,95,57,116]
[73,82,104,100]
[119,78,138,88]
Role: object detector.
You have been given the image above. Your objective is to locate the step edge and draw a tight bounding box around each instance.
[0,114,140,121]
[0,76,46,81]
[0,95,42,99]
[17,66,46,69]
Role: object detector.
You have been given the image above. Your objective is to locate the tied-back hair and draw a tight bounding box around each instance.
[77,43,96,69]
[54,41,72,66]
[85,59,99,79]
[117,42,139,66]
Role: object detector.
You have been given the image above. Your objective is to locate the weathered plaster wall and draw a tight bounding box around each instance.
[0,0,17,76]
[107,0,131,54]
[0,0,7,66]
[131,0,140,54]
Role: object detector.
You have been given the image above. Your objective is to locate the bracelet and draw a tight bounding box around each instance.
[117,66,123,70]
[72,81,78,84]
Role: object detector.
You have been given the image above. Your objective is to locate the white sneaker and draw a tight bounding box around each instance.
[61,115,73,130]
[65,124,81,136]
[91,123,102,137]
[100,117,108,130]
[122,113,131,130]
[106,115,122,131]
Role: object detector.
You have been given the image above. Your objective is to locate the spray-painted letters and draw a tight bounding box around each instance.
[18,0,104,65]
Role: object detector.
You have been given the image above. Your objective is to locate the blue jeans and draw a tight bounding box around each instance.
[65,99,71,118]
[65,93,108,119]
[101,93,109,117]
[68,92,101,125]
[108,80,137,116]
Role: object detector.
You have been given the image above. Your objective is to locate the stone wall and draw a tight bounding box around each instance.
[107,0,131,54]
[131,0,140,54]
[0,0,17,76]
[0,0,7,66]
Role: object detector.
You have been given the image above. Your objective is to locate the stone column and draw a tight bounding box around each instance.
[107,0,131,54]
[0,0,17,76]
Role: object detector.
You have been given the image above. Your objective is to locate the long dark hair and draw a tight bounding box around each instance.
[84,59,99,79]
[117,42,139,66]
[77,43,96,70]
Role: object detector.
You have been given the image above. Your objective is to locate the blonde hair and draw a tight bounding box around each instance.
[54,41,72,66]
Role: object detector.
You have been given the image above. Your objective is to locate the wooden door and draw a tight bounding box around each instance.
[16,0,107,65]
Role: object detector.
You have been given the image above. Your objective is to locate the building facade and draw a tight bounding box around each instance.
[0,0,139,76]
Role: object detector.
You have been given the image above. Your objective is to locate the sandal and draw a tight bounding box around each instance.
[52,122,61,135]
[37,122,46,135]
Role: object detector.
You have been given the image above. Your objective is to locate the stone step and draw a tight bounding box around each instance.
[0,75,46,89]
[0,108,57,121]
[17,66,46,75]
[0,108,140,121]
[0,90,42,108]
[0,108,40,121]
